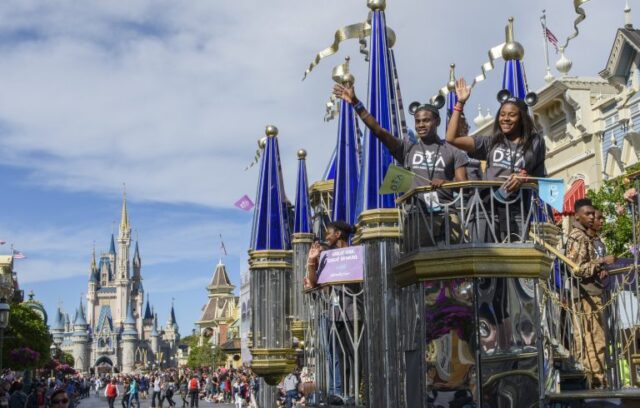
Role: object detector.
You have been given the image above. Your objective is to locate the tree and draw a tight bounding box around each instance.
[4,303,51,369]
[186,345,213,369]
[587,163,640,256]
[211,346,227,367]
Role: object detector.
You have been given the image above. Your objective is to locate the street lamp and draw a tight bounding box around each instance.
[0,298,10,370]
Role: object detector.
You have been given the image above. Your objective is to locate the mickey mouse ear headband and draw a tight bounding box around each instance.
[408,94,446,117]
[496,89,538,107]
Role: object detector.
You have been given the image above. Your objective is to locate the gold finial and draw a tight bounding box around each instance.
[502,17,525,60]
[265,125,278,138]
[297,149,307,159]
[447,63,456,91]
[332,56,355,85]
[367,0,386,11]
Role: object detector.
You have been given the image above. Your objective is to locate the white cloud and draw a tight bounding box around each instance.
[0,0,627,209]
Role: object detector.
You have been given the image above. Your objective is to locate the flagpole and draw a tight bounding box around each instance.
[541,10,554,83]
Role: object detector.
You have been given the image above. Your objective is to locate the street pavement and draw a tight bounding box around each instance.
[76,394,237,408]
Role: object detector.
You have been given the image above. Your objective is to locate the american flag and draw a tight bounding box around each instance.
[12,250,26,259]
[219,234,228,256]
[545,28,559,52]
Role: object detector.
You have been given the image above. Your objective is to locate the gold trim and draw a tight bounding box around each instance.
[248,348,297,385]
[309,180,334,194]
[393,245,553,287]
[291,320,307,340]
[248,250,292,270]
[354,209,401,243]
[292,233,315,244]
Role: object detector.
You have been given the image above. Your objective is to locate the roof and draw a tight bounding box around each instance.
[220,338,241,352]
[95,305,113,334]
[210,261,233,288]
[73,300,87,326]
[601,28,640,85]
[198,297,237,323]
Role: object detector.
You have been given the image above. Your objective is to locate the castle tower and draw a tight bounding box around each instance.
[142,295,153,339]
[132,241,144,335]
[121,302,138,374]
[197,260,236,346]
[71,299,90,373]
[114,191,131,327]
[150,312,159,354]
[50,306,65,348]
[87,248,99,327]
[164,302,179,350]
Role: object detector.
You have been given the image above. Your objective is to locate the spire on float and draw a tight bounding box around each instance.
[331,58,360,225]
[446,64,458,130]
[250,126,291,250]
[501,17,527,100]
[293,150,311,234]
[356,0,397,212]
[322,148,337,181]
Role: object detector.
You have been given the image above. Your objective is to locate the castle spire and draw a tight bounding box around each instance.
[119,185,130,236]
[625,0,633,29]
[293,150,312,233]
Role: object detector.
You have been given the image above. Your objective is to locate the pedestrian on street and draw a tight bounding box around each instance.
[178,378,187,408]
[127,378,140,408]
[151,376,161,408]
[104,379,119,408]
[49,389,70,408]
[187,376,199,408]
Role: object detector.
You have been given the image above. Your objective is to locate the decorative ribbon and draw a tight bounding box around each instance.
[302,14,396,80]
[324,95,339,122]
[471,43,505,88]
[244,137,267,171]
[562,0,590,49]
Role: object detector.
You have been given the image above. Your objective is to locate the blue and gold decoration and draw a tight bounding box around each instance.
[250,125,292,251]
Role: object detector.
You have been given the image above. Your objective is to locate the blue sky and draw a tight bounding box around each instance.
[0,0,628,335]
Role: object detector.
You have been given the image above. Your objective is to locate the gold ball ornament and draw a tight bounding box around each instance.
[501,17,525,61]
[265,125,278,138]
[297,149,307,159]
[447,63,456,91]
[367,0,386,11]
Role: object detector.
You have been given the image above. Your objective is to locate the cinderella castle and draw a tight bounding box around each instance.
[49,194,180,374]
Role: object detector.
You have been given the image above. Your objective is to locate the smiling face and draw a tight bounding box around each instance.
[414,109,440,140]
[498,102,521,136]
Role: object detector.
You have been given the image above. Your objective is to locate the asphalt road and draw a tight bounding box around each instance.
[75,394,237,408]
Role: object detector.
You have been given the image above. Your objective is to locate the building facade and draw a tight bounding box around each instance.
[50,195,180,374]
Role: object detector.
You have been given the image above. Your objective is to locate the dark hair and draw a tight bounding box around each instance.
[414,105,440,119]
[50,389,67,401]
[326,221,355,241]
[574,198,593,213]
[490,101,538,155]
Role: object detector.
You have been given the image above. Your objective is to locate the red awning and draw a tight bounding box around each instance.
[553,179,586,221]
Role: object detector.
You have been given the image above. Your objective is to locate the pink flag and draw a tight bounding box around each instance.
[234,195,255,211]
[12,250,26,259]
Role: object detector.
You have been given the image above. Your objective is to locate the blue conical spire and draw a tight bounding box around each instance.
[109,234,116,254]
[144,296,152,320]
[52,306,65,331]
[322,148,337,181]
[356,5,397,213]
[293,150,311,234]
[500,17,528,101]
[124,302,136,325]
[73,298,87,327]
[250,126,292,251]
[332,97,360,225]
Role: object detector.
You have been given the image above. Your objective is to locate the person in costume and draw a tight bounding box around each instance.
[566,198,616,389]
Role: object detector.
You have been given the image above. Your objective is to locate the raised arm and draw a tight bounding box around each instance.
[333,83,401,154]
[446,78,476,153]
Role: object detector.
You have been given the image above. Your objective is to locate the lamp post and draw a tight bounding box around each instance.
[0,298,10,371]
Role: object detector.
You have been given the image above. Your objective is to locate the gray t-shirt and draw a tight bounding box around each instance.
[392,138,468,202]
[471,135,546,181]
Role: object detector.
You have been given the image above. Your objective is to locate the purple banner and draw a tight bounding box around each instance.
[316,245,364,285]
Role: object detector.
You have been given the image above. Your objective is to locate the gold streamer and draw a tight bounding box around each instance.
[471,43,505,88]
[324,95,339,122]
[562,0,590,49]
[244,137,267,171]
[302,18,396,80]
